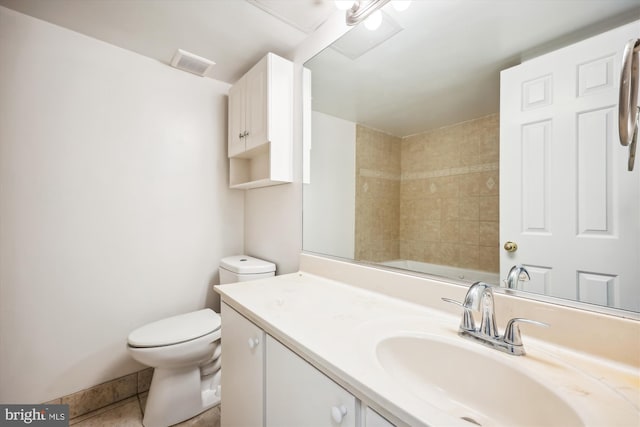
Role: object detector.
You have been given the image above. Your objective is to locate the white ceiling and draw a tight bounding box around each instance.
[2,0,638,135]
[0,0,336,84]
[306,0,640,136]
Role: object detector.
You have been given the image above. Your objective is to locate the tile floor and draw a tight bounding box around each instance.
[69,393,220,427]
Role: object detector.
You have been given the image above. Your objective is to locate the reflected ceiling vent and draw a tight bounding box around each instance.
[246,0,335,34]
[170,49,215,77]
[331,11,403,60]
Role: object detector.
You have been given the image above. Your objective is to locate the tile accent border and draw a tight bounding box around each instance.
[401,162,499,180]
[359,168,401,181]
[42,368,153,420]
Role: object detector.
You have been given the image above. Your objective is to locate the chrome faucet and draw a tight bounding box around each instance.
[443,282,547,356]
[505,265,530,289]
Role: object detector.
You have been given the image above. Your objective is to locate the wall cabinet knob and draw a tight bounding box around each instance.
[247,337,260,350]
[239,132,244,139]
[331,405,347,424]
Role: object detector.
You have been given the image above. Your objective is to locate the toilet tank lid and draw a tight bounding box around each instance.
[220,255,276,274]
[127,309,221,348]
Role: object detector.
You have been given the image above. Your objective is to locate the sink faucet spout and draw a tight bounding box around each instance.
[442,281,548,356]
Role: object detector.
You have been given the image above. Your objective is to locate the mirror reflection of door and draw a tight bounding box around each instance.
[500,21,640,311]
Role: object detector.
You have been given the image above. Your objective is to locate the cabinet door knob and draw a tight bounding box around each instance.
[247,337,260,350]
[331,405,347,424]
[243,131,250,137]
[239,132,244,139]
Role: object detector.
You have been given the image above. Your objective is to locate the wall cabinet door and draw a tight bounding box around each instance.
[220,303,265,427]
[227,80,246,158]
[228,59,268,157]
[265,335,356,427]
[244,60,268,152]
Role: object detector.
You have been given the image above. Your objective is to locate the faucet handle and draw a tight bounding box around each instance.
[503,318,549,346]
[441,298,475,331]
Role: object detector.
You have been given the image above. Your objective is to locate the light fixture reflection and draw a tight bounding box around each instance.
[391,0,411,12]
[337,0,409,29]
[364,9,382,30]
[334,0,353,10]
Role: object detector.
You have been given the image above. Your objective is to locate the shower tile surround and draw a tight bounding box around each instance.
[355,114,500,272]
[355,125,401,262]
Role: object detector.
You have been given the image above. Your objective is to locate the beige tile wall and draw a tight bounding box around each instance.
[355,114,500,273]
[401,113,499,272]
[355,125,401,262]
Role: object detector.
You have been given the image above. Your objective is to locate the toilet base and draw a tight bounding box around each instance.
[142,365,220,427]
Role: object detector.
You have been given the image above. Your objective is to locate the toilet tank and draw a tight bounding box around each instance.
[219,255,276,284]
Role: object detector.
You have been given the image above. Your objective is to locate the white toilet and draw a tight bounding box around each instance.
[127,255,275,427]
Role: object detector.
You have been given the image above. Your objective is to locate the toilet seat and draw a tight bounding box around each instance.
[128,309,221,348]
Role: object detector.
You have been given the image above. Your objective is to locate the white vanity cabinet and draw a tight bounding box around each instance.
[265,335,356,427]
[227,52,293,189]
[221,303,393,427]
[220,303,265,427]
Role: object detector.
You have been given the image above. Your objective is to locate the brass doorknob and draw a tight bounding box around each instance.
[504,241,518,252]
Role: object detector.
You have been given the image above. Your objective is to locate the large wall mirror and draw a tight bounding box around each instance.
[303,0,640,315]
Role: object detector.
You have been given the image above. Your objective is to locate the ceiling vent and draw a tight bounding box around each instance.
[170,49,215,77]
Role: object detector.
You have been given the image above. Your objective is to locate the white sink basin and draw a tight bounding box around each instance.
[376,335,584,427]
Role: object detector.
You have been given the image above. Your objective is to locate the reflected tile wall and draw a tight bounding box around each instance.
[355,125,401,262]
[400,114,499,272]
[354,114,499,272]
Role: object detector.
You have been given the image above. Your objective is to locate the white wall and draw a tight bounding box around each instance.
[0,7,244,403]
[303,112,355,259]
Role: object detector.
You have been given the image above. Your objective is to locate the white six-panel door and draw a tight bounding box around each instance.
[500,20,640,311]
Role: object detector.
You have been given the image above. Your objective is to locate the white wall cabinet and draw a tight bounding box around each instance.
[220,303,265,427]
[228,52,293,189]
[266,335,356,427]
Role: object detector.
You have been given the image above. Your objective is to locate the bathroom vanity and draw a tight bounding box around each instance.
[216,254,640,427]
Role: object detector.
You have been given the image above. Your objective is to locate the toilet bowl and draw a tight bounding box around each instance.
[127,309,221,427]
[127,255,275,427]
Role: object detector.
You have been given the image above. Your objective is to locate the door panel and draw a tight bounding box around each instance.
[500,21,640,311]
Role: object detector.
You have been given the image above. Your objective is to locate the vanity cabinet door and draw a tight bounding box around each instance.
[365,407,395,427]
[220,303,265,427]
[265,335,356,427]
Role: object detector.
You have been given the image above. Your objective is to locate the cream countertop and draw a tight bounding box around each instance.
[216,271,639,427]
